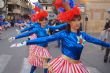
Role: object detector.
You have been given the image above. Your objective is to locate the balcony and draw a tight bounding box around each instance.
[8,0,29,8]
[8,0,20,5]
[38,0,51,3]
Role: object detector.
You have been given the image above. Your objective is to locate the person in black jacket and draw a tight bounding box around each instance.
[103,19,110,63]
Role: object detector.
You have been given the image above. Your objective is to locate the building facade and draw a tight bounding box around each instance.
[82,0,110,33]
[7,0,31,20]
[39,0,110,33]
[0,0,8,19]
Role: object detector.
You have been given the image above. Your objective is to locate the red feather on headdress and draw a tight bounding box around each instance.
[31,14,37,22]
[53,0,63,9]
[31,10,48,22]
[36,10,48,20]
[33,6,40,12]
[72,6,81,15]
[53,0,71,11]
[57,6,81,22]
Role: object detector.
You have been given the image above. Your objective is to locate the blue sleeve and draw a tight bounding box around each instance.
[1,22,4,25]
[82,32,110,47]
[26,31,65,45]
[20,25,34,33]
[48,23,68,30]
[15,28,37,39]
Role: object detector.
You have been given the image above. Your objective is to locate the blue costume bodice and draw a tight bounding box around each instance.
[16,23,68,47]
[26,30,110,60]
[15,23,48,47]
[17,20,24,24]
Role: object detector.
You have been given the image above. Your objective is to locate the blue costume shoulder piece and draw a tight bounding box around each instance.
[20,22,40,33]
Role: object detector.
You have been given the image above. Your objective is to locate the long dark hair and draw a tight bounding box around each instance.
[104,20,110,30]
[67,15,81,35]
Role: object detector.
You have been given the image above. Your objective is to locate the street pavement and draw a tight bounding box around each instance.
[0,27,110,73]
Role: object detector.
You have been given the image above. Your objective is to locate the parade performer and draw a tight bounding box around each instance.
[9,2,51,73]
[11,5,110,73]
[9,9,52,73]
[9,5,68,73]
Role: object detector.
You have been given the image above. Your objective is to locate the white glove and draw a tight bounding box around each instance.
[21,27,24,30]
[16,29,20,34]
[9,37,15,42]
[10,41,26,48]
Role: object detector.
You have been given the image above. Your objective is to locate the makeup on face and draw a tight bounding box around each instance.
[39,18,48,27]
[40,18,48,21]
[71,16,81,24]
[70,15,81,31]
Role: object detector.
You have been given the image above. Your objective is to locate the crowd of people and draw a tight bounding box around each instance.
[0,19,11,31]
[0,18,11,40]
[0,17,34,40]
[100,18,110,63]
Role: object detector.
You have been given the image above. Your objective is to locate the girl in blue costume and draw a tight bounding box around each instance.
[11,6,110,73]
[10,10,51,73]
[9,10,68,73]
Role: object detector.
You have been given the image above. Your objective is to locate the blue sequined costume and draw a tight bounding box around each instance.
[26,30,110,60]
[15,23,68,47]
[15,22,48,47]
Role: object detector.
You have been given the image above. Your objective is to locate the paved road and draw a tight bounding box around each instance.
[0,28,110,73]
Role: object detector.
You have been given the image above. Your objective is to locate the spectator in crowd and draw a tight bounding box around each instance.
[103,19,110,63]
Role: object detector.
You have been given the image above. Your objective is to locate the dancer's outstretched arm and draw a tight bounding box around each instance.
[48,23,68,30]
[9,28,38,42]
[82,32,110,47]
[10,30,83,49]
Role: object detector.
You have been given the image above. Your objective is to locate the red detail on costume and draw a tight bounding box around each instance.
[28,45,52,68]
[29,34,37,40]
[57,6,81,22]
[79,39,83,44]
[28,34,52,67]
[48,56,89,73]
[33,6,40,12]
[53,0,63,9]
